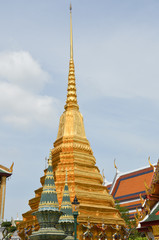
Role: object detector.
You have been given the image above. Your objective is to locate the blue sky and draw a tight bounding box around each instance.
[1,0,159,220]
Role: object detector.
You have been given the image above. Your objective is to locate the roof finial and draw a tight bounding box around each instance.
[148,156,155,171]
[114,158,118,171]
[70,2,72,12]
[9,162,14,173]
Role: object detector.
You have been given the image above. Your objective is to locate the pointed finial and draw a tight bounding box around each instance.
[70,2,72,12]
[9,162,14,173]
[48,149,52,165]
[114,159,118,170]
[148,156,155,171]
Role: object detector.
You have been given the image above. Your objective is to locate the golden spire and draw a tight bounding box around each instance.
[64,3,79,111]
[70,3,73,60]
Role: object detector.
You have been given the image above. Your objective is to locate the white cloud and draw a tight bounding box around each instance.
[0,51,59,129]
[0,51,50,92]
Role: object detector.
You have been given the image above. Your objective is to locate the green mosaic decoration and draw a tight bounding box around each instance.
[59,171,74,240]
[59,171,74,223]
[38,154,59,212]
[30,151,66,240]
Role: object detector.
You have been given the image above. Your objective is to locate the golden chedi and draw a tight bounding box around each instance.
[18,5,125,240]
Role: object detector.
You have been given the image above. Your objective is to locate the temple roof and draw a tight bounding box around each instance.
[109,165,155,201]
[0,164,13,177]
[59,171,74,223]
[38,153,59,211]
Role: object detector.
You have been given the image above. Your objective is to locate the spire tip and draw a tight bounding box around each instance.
[70,3,72,12]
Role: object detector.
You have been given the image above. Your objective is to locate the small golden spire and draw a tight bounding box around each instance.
[65,3,79,111]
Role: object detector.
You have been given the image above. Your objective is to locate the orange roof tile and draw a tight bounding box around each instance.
[115,172,153,198]
[109,165,155,219]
